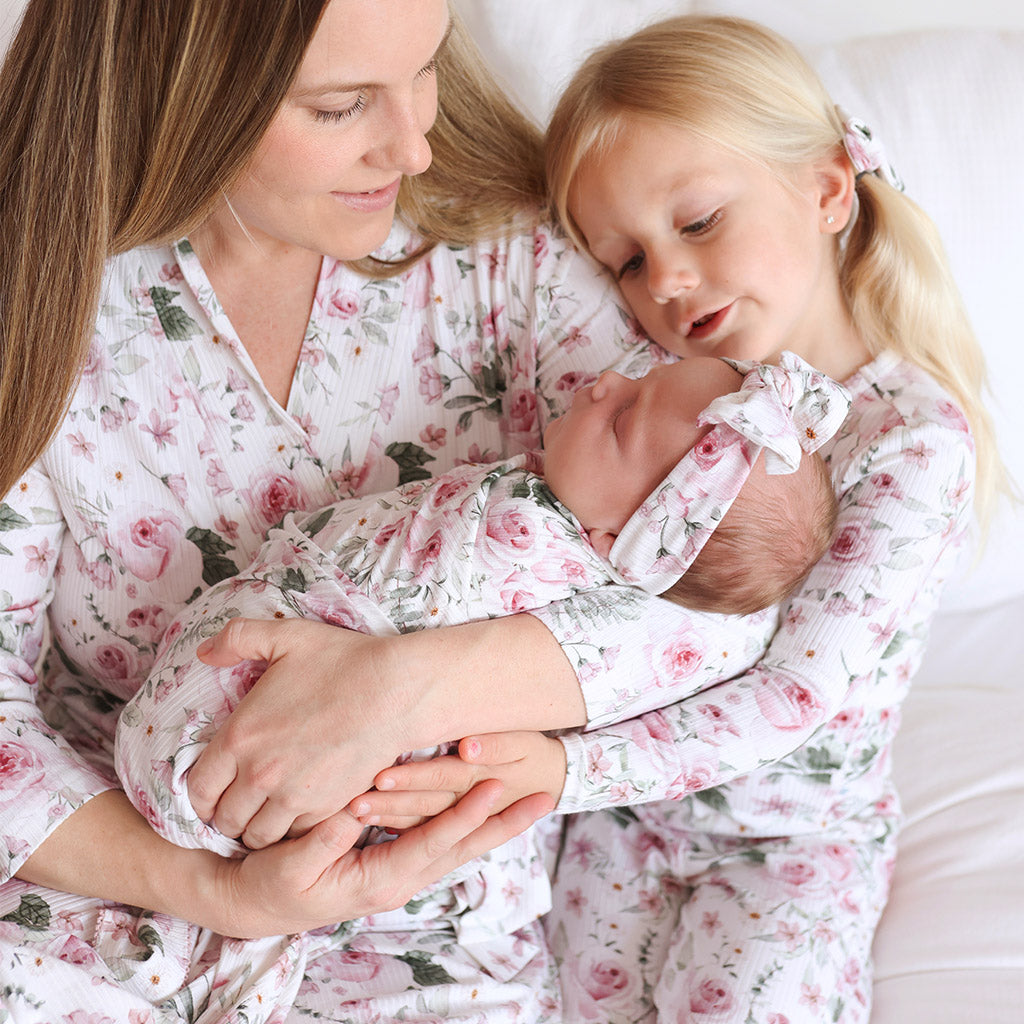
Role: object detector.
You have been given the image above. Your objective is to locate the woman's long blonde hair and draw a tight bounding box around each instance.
[0,0,545,499]
[546,15,1006,522]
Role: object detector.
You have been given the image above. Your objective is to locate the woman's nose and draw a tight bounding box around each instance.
[372,92,435,177]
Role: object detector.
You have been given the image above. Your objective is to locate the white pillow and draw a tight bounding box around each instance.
[813,30,1024,611]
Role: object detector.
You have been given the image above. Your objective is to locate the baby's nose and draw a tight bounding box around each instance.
[591,370,627,402]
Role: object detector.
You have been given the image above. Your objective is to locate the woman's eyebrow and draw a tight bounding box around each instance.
[291,19,453,100]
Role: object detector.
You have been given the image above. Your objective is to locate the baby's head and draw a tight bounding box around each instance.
[543,356,840,615]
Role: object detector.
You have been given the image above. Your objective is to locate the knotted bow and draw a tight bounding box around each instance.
[606,352,852,594]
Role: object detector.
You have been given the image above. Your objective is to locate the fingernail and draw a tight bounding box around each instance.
[196,639,214,657]
[466,740,481,759]
[364,815,379,826]
[376,777,395,791]
[353,800,369,816]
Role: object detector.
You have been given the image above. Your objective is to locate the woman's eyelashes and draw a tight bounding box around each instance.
[314,95,368,123]
[312,59,437,125]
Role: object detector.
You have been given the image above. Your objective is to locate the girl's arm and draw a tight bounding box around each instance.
[552,397,976,815]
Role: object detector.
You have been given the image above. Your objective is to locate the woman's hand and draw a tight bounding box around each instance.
[186,614,585,850]
[187,618,421,849]
[209,779,555,938]
[349,732,567,830]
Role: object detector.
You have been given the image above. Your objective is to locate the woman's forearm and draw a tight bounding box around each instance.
[17,790,223,924]
[396,613,587,747]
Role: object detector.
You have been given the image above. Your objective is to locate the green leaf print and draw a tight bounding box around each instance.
[136,923,165,956]
[0,503,30,532]
[185,527,240,587]
[694,787,730,813]
[279,567,309,594]
[301,506,335,540]
[396,950,458,988]
[385,441,436,486]
[148,286,200,341]
[1,893,51,931]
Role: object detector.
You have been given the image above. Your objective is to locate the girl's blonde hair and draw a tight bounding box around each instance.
[0,1,545,499]
[546,15,1005,522]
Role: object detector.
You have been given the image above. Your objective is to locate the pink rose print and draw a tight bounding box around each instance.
[554,369,599,395]
[690,428,729,470]
[646,630,705,687]
[666,753,720,798]
[572,957,639,1020]
[484,504,536,556]
[294,582,367,631]
[828,517,884,565]
[131,784,163,830]
[689,976,735,1017]
[505,388,538,435]
[325,290,360,318]
[753,674,824,730]
[767,853,826,895]
[107,505,201,597]
[936,398,969,433]
[534,232,549,267]
[94,640,139,687]
[559,325,591,353]
[0,741,46,805]
[246,469,303,526]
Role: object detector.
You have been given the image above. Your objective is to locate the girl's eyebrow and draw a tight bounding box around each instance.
[291,19,453,100]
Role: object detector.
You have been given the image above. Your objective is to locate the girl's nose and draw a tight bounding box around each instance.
[647,251,698,305]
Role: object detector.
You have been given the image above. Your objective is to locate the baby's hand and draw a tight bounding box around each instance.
[349,731,567,829]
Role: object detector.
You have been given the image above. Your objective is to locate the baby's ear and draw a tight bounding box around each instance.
[588,529,617,558]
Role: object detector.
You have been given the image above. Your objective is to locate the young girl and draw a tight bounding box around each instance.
[358,15,1003,1023]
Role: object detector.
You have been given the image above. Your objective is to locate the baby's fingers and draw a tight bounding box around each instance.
[373,754,480,795]
[350,788,460,826]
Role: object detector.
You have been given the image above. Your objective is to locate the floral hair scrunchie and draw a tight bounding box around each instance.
[838,107,905,192]
[605,351,852,593]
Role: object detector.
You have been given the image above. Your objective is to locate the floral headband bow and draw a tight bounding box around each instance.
[838,107,905,193]
[606,352,852,594]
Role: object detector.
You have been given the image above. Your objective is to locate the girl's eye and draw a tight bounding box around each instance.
[681,210,723,236]
[418,58,439,79]
[313,94,368,124]
[617,252,645,280]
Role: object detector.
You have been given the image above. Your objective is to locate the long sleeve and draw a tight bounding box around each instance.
[0,465,116,881]
[555,355,976,818]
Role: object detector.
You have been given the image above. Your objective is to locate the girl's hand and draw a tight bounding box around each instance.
[350,732,567,829]
[210,779,554,939]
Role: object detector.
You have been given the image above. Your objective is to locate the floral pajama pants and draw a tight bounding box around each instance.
[0,879,560,1024]
[545,804,897,1024]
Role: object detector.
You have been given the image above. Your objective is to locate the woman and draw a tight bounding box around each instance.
[0,1,764,1019]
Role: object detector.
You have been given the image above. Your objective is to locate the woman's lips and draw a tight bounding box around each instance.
[687,303,733,340]
[331,179,401,212]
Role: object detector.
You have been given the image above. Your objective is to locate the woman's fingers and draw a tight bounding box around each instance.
[187,748,241,824]
[195,616,278,667]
